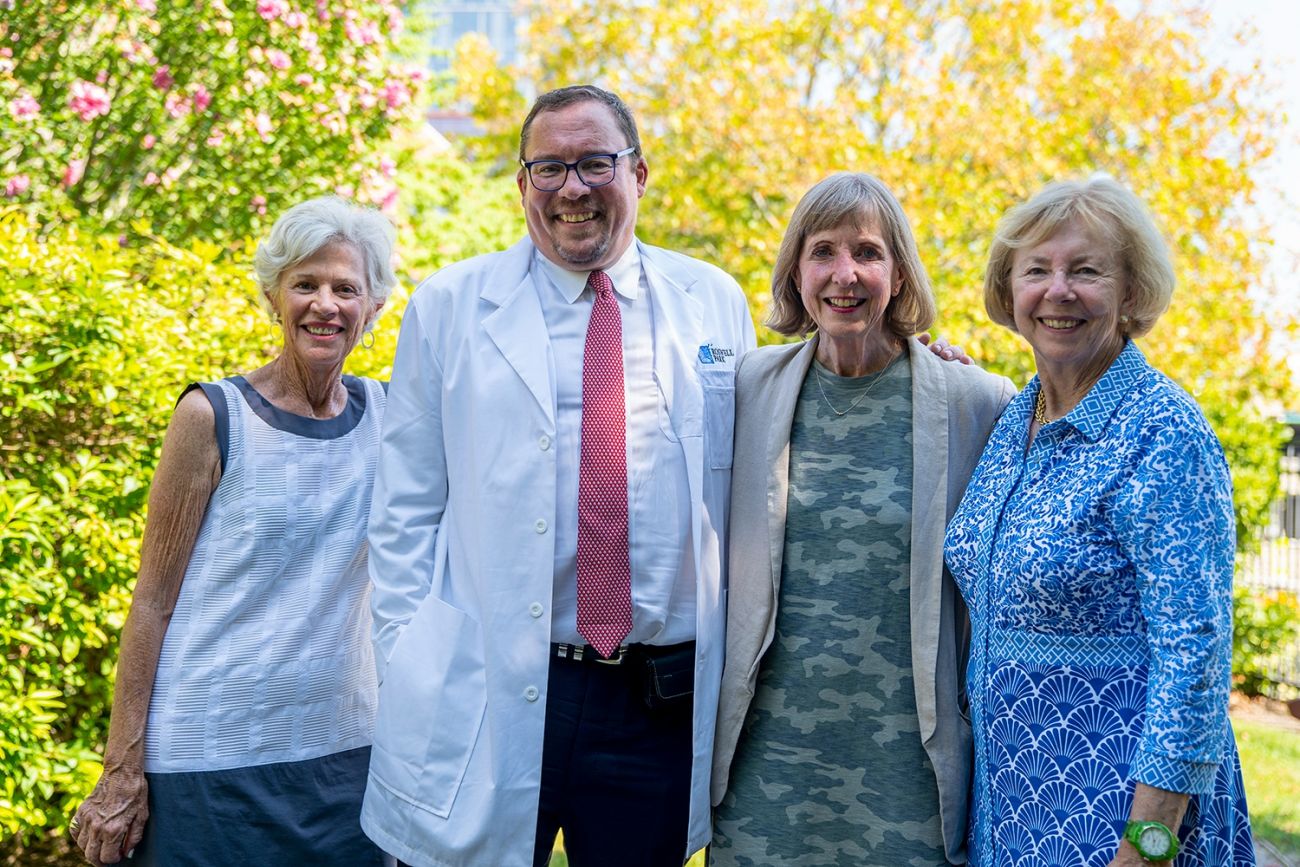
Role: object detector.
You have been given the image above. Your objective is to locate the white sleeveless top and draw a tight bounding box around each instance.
[144,376,384,773]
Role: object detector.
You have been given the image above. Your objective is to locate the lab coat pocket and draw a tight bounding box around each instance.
[370,596,486,818]
[700,370,736,470]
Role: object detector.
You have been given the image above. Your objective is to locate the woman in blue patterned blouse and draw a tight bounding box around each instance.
[945,177,1254,866]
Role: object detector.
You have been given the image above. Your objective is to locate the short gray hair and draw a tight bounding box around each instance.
[254,196,398,315]
[768,172,935,338]
[984,176,1174,338]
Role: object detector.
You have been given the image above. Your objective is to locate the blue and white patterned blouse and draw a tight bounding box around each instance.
[945,342,1253,866]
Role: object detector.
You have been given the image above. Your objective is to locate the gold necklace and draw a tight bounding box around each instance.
[1033,390,1055,425]
[814,362,890,417]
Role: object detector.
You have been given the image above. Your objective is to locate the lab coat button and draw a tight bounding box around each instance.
[524,686,540,702]
[529,602,544,618]
[538,435,551,451]
[534,519,548,534]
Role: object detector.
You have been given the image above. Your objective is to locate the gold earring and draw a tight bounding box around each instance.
[361,330,375,349]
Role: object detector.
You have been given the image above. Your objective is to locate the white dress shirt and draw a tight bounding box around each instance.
[532,245,696,646]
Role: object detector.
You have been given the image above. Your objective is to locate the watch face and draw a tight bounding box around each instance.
[1138,825,1171,855]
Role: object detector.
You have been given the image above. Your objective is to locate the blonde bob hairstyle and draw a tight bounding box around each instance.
[767,172,935,339]
[983,176,1174,339]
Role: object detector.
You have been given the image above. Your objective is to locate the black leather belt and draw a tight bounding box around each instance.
[550,640,695,667]
[552,642,629,665]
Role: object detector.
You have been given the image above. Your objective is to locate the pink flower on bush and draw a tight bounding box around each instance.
[244,68,270,94]
[379,155,396,178]
[253,111,273,141]
[164,92,189,118]
[143,171,160,186]
[295,73,314,88]
[256,0,288,21]
[267,49,291,70]
[250,195,268,215]
[192,85,212,114]
[285,10,307,28]
[9,93,39,120]
[152,65,174,90]
[62,159,87,188]
[135,0,157,11]
[5,174,30,197]
[207,127,225,146]
[68,80,111,121]
[344,19,381,45]
[380,78,410,112]
[141,133,157,149]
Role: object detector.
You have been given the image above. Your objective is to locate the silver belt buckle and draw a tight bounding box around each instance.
[592,646,626,665]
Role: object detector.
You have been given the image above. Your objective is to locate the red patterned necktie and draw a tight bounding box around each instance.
[576,269,633,658]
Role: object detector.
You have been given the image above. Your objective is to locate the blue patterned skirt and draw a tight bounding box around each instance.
[970,633,1254,867]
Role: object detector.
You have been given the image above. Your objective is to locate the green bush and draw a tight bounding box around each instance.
[1233,582,1300,698]
[0,207,289,838]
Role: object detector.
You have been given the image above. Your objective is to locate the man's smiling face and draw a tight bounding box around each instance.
[517,100,647,272]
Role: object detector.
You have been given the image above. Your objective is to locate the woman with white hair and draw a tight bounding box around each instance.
[945,177,1254,865]
[71,197,396,867]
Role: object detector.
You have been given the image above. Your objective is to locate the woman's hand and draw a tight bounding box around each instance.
[1105,783,1189,867]
[72,766,148,866]
[1107,839,1168,866]
[918,332,974,365]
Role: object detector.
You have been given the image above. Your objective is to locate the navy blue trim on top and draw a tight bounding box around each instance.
[179,382,230,474]
[228,375,368,440]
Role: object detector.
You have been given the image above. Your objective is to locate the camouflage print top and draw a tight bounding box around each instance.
[712,354,948,867]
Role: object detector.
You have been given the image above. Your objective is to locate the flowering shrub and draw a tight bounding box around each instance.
[0,0,428,241]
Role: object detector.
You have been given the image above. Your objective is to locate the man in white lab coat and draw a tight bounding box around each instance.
[361,85,756,867]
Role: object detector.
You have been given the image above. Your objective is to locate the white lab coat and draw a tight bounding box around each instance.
[362,238,756,867]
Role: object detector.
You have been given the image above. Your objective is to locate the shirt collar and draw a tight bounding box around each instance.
[1045,340,1149,442]
[533,240,642,304]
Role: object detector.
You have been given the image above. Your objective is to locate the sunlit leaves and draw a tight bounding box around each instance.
[464,0,1292,546]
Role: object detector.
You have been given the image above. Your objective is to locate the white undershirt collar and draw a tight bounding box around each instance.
[533,240,642,304]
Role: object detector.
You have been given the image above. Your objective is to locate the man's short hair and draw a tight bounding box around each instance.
[519,85,643,161]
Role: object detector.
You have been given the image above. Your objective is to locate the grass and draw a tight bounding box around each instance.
[1235,717,1300,862]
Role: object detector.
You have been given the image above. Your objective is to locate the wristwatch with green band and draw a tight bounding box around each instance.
[1123,819,1180,861]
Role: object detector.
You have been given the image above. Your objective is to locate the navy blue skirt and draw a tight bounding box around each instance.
[130,746,382,866]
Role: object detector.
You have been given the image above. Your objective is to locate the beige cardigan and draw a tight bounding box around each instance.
[711,336,1015,865]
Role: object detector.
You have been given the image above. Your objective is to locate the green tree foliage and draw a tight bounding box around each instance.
[0,0,428,241]
[1232,583,1300,698]
[456,0,1296,548]
[0,207,273,838]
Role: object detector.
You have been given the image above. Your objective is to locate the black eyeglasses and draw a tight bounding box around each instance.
[520,147,638,192]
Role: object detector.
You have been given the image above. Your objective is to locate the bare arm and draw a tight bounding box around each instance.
[1109,783,1190,866]
[73,389,221,866]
